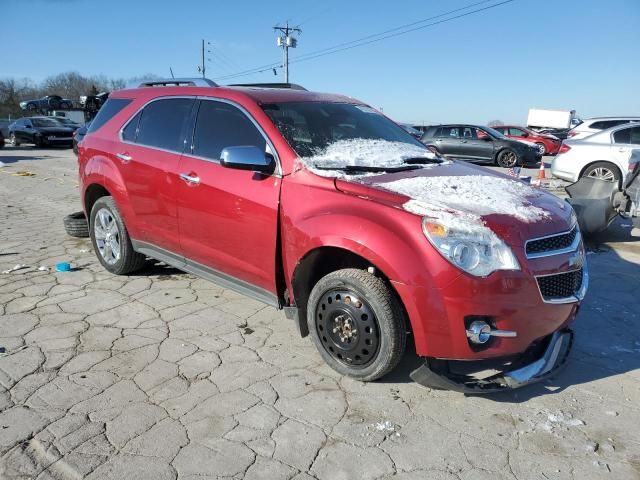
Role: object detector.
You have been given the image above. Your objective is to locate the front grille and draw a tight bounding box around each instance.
[526,226,577,257]
[537,269,583,300]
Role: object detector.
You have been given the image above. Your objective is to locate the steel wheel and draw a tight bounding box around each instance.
[587,167,615,182]
[535,142,546,155]
[93,208,121,265]
[315,289,380,367]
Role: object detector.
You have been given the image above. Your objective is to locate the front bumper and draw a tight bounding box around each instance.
[410,328,573,393]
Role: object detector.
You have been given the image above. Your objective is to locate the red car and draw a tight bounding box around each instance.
[77,79,586,393]
[492,125,561,155]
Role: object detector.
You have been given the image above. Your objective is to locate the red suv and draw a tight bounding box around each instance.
[492,125,562,155]
[78,79,587,393]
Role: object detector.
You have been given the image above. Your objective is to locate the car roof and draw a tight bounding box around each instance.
[111,85,358,105]
[583,116,640,122]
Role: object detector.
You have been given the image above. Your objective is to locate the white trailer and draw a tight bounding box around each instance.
[527,109,580,130]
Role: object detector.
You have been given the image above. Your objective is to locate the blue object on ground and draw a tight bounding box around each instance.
[56,262,71,272]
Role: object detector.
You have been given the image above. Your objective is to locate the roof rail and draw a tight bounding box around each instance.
[228,83,307,91]
[138,78,218,88]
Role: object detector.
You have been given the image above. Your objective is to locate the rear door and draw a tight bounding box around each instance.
[117,97,195,253]
[612,126,640,173]
[432,126,465,158]
[176,98,281,298]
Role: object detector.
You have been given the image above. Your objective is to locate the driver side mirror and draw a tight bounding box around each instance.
[220,146,276,174]
[481,135,492,141]
[25,125,32,129]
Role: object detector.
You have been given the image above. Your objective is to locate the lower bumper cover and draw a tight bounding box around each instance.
[410,329,573,394]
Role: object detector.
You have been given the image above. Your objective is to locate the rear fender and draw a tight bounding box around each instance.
[82,151,140,238]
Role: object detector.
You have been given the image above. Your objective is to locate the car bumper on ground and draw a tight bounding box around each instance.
[410,328,574,393]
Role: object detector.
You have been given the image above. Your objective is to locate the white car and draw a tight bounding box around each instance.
[566,116,640,140]
[551,123,640,185]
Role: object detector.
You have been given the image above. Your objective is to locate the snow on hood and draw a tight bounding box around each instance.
[377,175,550,234]
[297,139,444,178]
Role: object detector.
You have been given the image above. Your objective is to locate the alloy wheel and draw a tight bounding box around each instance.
[315,289,380,367]
[93,208,121,265]
[587,167,616,182]
[536,143,546,155]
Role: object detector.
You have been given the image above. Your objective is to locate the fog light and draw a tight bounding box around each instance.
[466,320,491,344]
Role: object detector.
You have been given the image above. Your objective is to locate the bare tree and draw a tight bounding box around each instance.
[488,120,504,127]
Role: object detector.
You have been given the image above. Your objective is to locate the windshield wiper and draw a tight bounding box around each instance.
[402,156,443,165]
[312,164,423,173]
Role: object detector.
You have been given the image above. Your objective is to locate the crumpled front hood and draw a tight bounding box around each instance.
[335,161,573,246]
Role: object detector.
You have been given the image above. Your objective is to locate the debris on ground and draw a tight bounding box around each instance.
[0,345,28,357]
[374,420,395,433]
[37,266,49,271]
[55,262,72,272]
[2,264,29,274]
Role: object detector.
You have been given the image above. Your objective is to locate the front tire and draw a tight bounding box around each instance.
[9,133,20,146]
[307,268,406,382]
[496,148,519,168]
[89,196,146,275]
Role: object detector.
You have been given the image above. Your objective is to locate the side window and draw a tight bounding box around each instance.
[439,127,459,138]
[591,120,624,130]
[476,128,488,139]
[462,127,476,139]
[191,100,267,161]
[136,98,194,152]
[493,127,505,134]
[614,126,640,145]
[122,111,142,142]
[509,128,525,136]
[87,98,132,133]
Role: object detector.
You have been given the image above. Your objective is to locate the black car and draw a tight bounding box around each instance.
[72,122,89,155]
[421,124,541,167]
[8,117,75,148]
[0,130,4,149]
[20,95,74,112]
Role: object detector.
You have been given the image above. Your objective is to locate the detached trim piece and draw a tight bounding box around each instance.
[131,240,279,308]
[410,329,574,394]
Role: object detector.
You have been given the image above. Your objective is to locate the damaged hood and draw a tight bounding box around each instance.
[334,161,573,246]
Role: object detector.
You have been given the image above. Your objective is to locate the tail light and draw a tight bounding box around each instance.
[558,144,571,154]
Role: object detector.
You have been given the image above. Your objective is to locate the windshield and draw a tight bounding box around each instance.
[262,102,426,159]
[32,118,63,127]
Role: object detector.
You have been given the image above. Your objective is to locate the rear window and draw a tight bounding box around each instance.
[613,126,640,145]
[87,98,132,133]
[135,98,194,152]
[590,120,626,130]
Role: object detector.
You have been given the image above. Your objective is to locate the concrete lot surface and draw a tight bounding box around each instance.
[0,147,639,480]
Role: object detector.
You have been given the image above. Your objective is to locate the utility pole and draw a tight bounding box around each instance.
[198,39,206,78]
[274,21,301,83]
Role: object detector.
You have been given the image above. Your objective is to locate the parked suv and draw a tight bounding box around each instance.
[421,124,541,167]
[567,117,640,140]
[77,79,586,392]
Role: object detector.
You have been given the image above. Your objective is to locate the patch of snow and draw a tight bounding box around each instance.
[374,420,395,433]
[298,139,444,178]
[379,175,550,228]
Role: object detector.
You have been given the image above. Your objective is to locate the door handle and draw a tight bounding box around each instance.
[116,153,132,163]
[180,173,200,184]
[618,147,628,152]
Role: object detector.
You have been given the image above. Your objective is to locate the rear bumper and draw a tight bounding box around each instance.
[410,328,573,393]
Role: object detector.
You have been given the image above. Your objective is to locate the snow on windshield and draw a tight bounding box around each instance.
[297,139,443,178]
[380,175,550,227]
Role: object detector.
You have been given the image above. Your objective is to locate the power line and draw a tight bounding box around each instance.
[213,0,514,82]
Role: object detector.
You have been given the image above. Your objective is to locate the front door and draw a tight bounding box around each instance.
[612,126,640,174]
[177,99,281,297]
[459,127,494,162]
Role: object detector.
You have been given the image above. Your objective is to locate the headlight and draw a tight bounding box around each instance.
[422,218,520,277]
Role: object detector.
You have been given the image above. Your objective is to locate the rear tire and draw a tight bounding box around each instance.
[9,133,20,146]
[306,268,406,382]
[63,212,90,238]
[89,196,146,275]
[582,161,621,185]
[496,148,519,168]
[535,142,546,155]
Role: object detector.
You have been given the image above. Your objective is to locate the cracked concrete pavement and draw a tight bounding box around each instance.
[1,147,639,480]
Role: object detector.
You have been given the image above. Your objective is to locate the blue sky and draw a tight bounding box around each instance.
[2,0,638,125]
